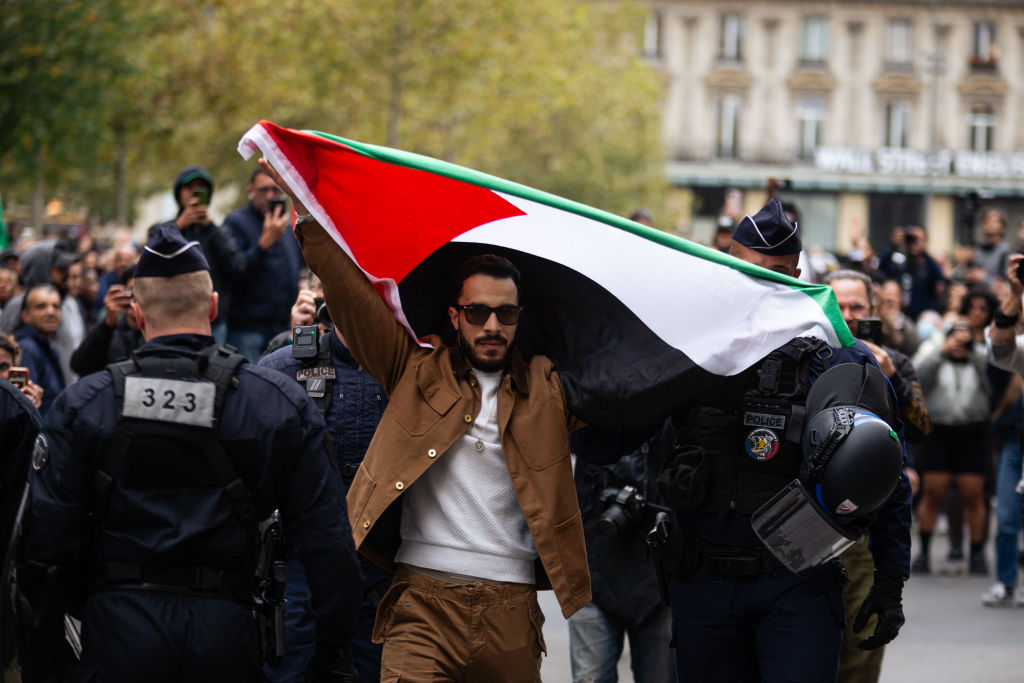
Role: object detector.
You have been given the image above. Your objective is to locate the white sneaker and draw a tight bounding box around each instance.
[1016,587,1024,608]
[981,582,1014,607]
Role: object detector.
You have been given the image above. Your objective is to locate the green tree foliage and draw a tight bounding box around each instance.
[0,0,141,208]
[2,0,666,225]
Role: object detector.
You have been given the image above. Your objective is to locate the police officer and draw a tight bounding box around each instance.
[656,201,913,682]
[259,288,390,683]
[1,374,41,674]
[22,226,362,682]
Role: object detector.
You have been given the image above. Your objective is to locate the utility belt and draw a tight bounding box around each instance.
[647,517,783,605]
[95,561,254,605]
[698,544,781,577]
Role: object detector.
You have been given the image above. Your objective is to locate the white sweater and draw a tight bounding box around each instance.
[395,369,537,583]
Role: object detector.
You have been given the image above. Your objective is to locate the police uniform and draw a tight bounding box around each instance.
[660,202,912,682]
[1,379,41,670]
[22,227,362,682]
[259,329,391,683]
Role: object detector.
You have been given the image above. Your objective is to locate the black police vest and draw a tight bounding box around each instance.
[672,337,830,516]
[91,345,255,599]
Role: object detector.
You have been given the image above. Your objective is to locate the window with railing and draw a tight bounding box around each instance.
[885,101,911,148]
[720,14,744,62]
[800,17,828,65]
[717,96,742,158]
[968,104,995,152]
[797,97,825,159]
[885,19,913,67]
[970,22,998,70]
[643,10,663,60]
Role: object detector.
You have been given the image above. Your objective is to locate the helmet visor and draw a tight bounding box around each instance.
[751,479,860,574]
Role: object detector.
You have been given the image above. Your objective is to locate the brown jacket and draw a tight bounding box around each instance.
[296,222,591,618]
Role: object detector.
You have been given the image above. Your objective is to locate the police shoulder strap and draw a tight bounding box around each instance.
[93,358,141,508]
[198,344,249,421]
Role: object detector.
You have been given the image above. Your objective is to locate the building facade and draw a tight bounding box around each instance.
[646,0,1024,259]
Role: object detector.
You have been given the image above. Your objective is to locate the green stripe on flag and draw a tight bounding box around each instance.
[305,129,853,347]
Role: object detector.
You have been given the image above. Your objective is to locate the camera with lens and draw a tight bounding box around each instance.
[313,297,332,326]
[598,485,647,537]
[855,318,883,345]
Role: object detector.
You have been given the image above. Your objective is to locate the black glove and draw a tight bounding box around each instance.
[305,643,357,683]
[852,570,905,651]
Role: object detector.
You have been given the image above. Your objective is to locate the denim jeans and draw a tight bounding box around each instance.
[567,602,675,683]
[995,438,1023,589]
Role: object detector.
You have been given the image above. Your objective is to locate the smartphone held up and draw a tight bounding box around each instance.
[8,367,29,389]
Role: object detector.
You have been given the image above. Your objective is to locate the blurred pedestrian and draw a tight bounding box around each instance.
[223,167,302,361]
[148,166,243,345]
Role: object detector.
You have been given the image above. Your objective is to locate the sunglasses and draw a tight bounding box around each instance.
[455,304,523,326]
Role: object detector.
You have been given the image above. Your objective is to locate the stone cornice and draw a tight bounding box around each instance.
[704,66,754,90]
[956,72,1008,97]
[872,72,924,95]
[786,69,837,92]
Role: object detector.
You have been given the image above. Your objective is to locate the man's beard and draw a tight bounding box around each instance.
[458,331,509,372]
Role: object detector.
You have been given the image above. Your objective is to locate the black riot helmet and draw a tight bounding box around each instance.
[801,405,903,520]
[801,362,903,520]
[752,361,904,574]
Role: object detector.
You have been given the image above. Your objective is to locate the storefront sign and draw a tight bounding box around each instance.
[814,147,1024,179]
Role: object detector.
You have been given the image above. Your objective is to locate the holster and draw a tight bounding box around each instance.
[645,512,699,606]
[256,560,288,668]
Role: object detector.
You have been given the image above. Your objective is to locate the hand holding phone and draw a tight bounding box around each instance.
[268,197,287,217]
[192,186,210,205]
[8,367,29,389]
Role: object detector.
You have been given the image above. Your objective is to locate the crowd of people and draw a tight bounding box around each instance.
[782,207,1024,610]
[0,159,1022,683]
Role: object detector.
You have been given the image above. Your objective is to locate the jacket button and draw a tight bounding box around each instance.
[427,448,437,458]
[395,481,404,490]
[464,414,473,423]
[363,520,371,528]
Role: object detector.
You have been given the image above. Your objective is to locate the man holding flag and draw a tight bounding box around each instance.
[258,159,586,681]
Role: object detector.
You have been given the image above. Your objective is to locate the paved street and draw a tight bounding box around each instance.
[538,526,1024,682]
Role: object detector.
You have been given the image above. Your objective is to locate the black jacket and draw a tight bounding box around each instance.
[69,314,144,377]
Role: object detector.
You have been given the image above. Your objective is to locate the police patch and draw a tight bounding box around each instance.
[745,428,780,461]
[122,377,215,428]
[743,411,786,430]
[296,366,336,381]
[31,433,48,471]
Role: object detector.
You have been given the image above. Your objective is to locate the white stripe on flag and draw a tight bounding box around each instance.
[454,192,840,376]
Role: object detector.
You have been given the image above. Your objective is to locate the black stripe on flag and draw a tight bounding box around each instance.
[397,242,723,428]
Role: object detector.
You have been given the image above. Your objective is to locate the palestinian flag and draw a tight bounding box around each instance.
[238,121,852,427]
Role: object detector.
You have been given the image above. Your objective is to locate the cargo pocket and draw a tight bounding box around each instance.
[527,593,547,656]
[371,579,410,644]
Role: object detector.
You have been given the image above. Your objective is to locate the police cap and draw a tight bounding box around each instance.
[733,198,801,255]
[136,225,210,278]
